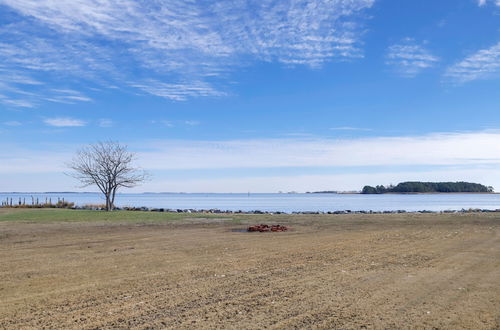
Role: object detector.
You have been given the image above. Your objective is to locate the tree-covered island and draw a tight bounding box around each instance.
[361,182,494,194]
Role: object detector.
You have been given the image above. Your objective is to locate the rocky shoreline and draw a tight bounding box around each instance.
[70,205,500,214]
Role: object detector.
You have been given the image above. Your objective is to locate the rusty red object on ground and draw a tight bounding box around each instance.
[247,224,288,232]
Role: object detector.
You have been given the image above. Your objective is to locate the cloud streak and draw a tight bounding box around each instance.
[3,130,500,174]
[0,0,375,106]
[330,126,371,131]
[445,42,500,83]
[137,131,500,170]
[2,130,500,191]
[386,39,439,77]
[477,0,500,6]
[3,121,22,126]
[44,117,87,127]
[131,80,226,101]
[98,119,113,128]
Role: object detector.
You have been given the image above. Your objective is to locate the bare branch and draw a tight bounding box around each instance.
[66,141,149,211]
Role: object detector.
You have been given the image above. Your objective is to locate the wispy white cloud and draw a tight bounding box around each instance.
[0,47,94,107]
[137,131,500,170]
[0,97,35,108]
[131,80,226,101]
[44,117,87,127]
[151,120,174,127]
[184,120,200,126]
[151,119,201,127]
[160,120,174,128]
[2,130,500,191]
[45,89,93,104]
[330,126,371,131]
[98,119,113,128]
[477,0,500,6]
[3,121,22,126]
[0,0,375,105]
[210,0,374,66]
[0,68,43,85]
[6,130,500,173]
[0,76,38,107]
[445,42,500,83]
[284,132,314,137]
[386,39,439,77]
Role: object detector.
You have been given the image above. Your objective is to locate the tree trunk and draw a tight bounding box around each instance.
[110,188,117,211]
[105,192,111,211]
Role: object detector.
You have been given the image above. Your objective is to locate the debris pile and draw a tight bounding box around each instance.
[247,224,288,232]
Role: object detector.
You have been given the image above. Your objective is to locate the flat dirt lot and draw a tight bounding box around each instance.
[0,210,499,329]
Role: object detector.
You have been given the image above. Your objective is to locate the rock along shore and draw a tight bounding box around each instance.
[68,205,500,215]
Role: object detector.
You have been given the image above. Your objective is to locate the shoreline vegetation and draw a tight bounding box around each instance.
[1,197,74,209]
[361,181,493,194]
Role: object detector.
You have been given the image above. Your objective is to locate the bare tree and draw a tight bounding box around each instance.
[67,141,148,211]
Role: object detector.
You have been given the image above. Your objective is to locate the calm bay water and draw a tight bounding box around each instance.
[1,192,500,212]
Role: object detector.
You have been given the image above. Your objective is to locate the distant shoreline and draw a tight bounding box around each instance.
[382,192,496,195]
[361,181,494,195]
[327,192,498,195]
[1,191,498,195]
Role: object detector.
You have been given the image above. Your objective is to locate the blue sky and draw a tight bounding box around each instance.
[1,0,500,192]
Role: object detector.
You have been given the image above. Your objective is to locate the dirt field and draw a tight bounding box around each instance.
[1,210,499,329]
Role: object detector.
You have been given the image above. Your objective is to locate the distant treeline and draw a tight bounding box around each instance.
[362,182,494,194]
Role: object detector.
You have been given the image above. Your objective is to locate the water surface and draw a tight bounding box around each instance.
[2,192,499,212]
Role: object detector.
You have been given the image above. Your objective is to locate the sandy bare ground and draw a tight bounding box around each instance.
[0,211,499,329]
